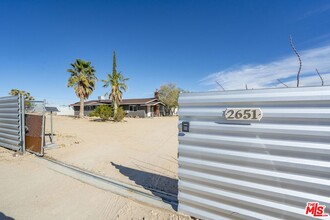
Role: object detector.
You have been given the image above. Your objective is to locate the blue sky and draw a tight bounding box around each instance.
[0,0,330,105]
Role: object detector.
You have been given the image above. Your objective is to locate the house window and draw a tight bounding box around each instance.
[129,105,137,111]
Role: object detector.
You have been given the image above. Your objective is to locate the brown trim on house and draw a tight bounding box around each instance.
[141,101,165,107]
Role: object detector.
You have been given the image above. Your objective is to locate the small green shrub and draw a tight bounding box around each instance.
[114,107,125,122]
[89,105,113,121]
[88,111,97,117]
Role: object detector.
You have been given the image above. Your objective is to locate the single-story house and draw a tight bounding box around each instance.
[70,91,165,117]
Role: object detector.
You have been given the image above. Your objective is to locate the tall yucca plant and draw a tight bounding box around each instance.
[67,59,97,118]
[102,51,128,115]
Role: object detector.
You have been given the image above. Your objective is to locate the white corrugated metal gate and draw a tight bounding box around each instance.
[0,95,25,152]
[178,86,330,220]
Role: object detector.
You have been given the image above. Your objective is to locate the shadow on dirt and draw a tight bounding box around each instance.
[88,118,111,122]
[0,212,14,220]
[111,162,178,210]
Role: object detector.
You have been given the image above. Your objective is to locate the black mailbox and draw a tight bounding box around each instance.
[182,121,190,132]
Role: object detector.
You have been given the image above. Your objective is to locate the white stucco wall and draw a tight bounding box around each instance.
[56,105,74,116]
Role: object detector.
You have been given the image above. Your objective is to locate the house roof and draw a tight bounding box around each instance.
[70,97,163,107]
[70,100,106,107]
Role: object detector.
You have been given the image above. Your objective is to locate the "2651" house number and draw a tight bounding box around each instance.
[224,108,263,121]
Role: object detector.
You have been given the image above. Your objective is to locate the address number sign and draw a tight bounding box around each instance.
[224,108,263,121]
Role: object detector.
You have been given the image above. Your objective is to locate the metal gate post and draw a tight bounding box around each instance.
[50,111,54,143]
[20,94,25,154]
[41,99,46,156]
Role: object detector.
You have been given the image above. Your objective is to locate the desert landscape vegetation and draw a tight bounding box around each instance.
[0,50,186,219]
[45,116,179,196]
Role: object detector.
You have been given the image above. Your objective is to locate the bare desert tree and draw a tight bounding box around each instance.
[215,80,225,91]
[290,35,302,87]
[315,68,324,86]
[277,79,289,87]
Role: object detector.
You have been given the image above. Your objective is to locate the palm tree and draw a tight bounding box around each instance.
[102,51,128,115]
[9,89,35,107]
[9,89,35,101]
[67,59,97,118]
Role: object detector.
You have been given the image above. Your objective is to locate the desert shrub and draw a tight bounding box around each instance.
[114,107,125,122]
[89,105,113,121]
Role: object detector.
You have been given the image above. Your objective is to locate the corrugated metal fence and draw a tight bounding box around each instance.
[0,95,25,152]
[178,86,330,220]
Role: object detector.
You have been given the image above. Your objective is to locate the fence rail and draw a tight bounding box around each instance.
[178,86,330,220]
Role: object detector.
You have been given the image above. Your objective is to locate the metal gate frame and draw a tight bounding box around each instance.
[0,96,54,156]
[25,100,46,156]
[0,95,25,153]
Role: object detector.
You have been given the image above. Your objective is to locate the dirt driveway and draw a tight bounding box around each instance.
[45,116,179,196]
[0,148,189,220]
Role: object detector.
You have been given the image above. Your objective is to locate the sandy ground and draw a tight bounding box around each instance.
[45,116,179,196]
[0,148,189,220]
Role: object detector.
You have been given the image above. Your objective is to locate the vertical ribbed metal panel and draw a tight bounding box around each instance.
[178,86,330,220]
[0,96,22,151]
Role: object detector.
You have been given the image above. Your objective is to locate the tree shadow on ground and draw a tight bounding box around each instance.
[89,118,111,122]
[111,162,178,210]
[0,212,14,220]
[88,118,127,123]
